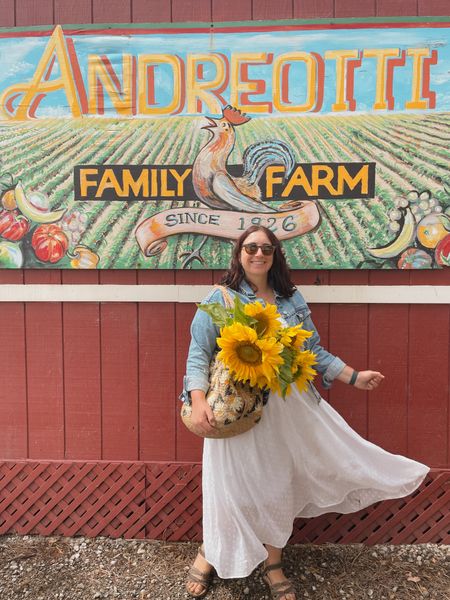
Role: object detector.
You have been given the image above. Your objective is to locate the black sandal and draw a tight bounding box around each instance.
[186,546,214,598]
[262,561,297,600]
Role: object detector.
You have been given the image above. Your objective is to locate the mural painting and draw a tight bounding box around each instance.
[0,19,448,269]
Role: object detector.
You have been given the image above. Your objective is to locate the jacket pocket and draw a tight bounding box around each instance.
[282,305,311,325]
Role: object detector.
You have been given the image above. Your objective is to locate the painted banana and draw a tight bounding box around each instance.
[368,207,416,259]
[14,181,66,223]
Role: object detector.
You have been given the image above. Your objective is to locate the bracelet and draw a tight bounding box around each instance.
[349,370,359,385]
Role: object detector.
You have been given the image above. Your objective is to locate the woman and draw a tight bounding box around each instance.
[181,225,429,599]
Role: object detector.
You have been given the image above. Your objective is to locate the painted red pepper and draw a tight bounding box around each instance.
[0,208,30,241]
[31,224,69,263]
[435,234,450,267]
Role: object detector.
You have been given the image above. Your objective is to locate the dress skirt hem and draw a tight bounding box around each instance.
[202,387,430,579]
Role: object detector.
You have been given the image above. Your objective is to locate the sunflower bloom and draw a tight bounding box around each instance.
[217,322,283,387]
[269,378,289,397]
[255,373,278,389]
[279,324,312,349]
[257,336,285,381]
[293,350,317,393]
[243,301,282,338]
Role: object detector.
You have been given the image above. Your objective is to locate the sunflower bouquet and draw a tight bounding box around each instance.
[199,295,317,398]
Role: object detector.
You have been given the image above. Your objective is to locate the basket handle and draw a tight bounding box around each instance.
[213,284,235,309]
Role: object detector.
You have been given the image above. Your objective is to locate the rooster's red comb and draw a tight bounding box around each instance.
[222,105,251,126]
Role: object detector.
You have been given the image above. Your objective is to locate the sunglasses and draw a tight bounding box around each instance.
[242,243,275,256]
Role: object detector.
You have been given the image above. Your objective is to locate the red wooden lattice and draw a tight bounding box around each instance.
[290,472,450,545]
[0,462,448,543]
[0,461,147,539]
[144,463,203,541]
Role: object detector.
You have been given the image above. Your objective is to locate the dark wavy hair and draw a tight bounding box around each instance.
[219,225,296,297]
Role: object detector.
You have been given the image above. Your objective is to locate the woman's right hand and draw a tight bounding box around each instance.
[190,392,217,436]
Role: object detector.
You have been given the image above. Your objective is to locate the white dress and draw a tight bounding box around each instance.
[202,384,429,579]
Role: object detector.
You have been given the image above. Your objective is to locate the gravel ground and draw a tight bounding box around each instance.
[0,535,449,600]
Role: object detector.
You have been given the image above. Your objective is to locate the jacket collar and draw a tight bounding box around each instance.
[238,279,256,298]
[238,279,282,300]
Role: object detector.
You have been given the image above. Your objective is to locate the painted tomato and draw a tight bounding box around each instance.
[397,248,433,270]
[31,224,69,263]
[0,209,30,240]
[435,234,450,267]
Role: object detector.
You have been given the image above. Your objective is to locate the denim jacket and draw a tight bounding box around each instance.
[180,280,346,403]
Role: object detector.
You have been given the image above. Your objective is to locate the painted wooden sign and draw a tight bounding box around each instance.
[0,18,448,269]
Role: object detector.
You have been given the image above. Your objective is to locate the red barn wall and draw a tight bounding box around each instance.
[0,1,449,543]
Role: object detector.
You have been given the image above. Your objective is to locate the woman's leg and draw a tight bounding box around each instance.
[264,544,296,600]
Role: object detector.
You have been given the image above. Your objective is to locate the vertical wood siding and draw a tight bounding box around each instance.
[2,0,449,27]
[1,289,449,467]
[0,1,449,470]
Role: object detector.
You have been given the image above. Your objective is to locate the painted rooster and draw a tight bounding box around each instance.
[181,106,295,267]
[192,105,295,213]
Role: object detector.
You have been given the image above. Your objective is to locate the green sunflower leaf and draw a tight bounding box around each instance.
[197,302,230,328]
[277,347,295,387]
[232,294,253,327]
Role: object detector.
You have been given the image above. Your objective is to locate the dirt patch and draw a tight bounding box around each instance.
[0,535,449,599]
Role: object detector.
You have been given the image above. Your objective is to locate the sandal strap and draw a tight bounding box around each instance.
[263,561,284,574]
[187,565,212,586]
[271,581,295,592]
[273,588,296,600]
[269,582,296,600]
[263,566,296,600]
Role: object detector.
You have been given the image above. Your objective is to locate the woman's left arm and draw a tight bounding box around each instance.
[335,365,385,390]
[292,289,384,391]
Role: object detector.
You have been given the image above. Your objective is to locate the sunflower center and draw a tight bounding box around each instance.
[236,342,262,364]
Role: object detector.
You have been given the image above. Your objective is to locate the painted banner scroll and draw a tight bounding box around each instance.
[0,18,448,269]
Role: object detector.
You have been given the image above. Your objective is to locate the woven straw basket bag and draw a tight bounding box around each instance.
[180,286,265,439]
